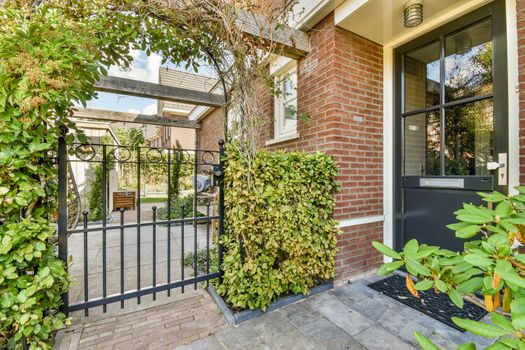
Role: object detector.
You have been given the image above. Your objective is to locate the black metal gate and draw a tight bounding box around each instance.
[57,137,224,315]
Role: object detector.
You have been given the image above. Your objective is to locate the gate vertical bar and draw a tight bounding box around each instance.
[152,206,157,300]
[136,146,141,304]
[120,208,125,309]
[82,211,89,316]
[167,149,171,297]
[218,140,225,284]
[181,205,185,294]
[193,149,198,290]
[57,134,69,313]
[102,145,107,313]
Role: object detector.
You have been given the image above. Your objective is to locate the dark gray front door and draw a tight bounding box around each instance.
[394,1,508,252]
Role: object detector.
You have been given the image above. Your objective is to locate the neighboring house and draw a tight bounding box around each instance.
[157,68,218,149]
[143,124,163,148]
[193,0,523,284]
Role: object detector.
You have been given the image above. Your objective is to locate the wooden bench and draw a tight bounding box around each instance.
[113,191,136,211]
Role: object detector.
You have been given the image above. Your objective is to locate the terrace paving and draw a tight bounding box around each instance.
[178,274,495,350]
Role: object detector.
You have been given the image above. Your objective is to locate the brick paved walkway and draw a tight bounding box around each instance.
[55,290,226,350]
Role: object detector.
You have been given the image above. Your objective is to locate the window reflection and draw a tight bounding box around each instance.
[404,41,440,112]
[445,99,493,175]
[404,112,441,176]
[445,19,493,101]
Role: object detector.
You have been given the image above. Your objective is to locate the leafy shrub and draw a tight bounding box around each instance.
[0,219,70,349]
[373,187,525,349]
[87,143,115,222]
[157,194,199,220]
[216,145,339,311]
[184,246,218,274]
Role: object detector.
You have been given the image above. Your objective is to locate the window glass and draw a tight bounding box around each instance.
[404,41,440,112]
[274,65,298,138]
[445,19,493,101]
[403,112,441,175]
[444,99,493,175]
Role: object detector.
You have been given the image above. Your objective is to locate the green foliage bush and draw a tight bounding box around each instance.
[373,188,525,349]
[216,145,339,311]
[157,194,198,220]
[0,5,104,348]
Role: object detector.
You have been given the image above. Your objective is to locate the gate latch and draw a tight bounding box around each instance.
[212,164,223,185]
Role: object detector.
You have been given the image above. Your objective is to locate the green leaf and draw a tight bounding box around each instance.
[495,201,512,217]
[464,253,494,268]
[451,317,508,337]
[449,289,464,309]
[377,261,404,275]
[372,241,401,260]
[415,280,434,291]
[456,343,476,350]
[490,313,515,332]
[0,186,8,195]
[495,265,525,289]
[414,331,440,350]
[512,316,525,330]
[405,256,431,276]
[458,277,484,294]
[484,342,513,350]
[435,279,447,293]
[455,225,481,239]
[457,214,493,225]
[403,239,419,256]
[511,299,525,319]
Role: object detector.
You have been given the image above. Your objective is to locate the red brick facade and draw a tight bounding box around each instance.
[518,0,525,184]
[199,109,224,151]
[198,12,384,283]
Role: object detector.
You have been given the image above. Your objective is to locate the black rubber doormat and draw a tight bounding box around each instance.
[368,274,487,332]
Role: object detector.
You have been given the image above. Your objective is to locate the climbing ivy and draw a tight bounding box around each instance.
[216,145,339,311]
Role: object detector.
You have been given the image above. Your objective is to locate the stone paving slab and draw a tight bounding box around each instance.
[177,275,496,350]
[55,289,226,350]
[56,274,497,350]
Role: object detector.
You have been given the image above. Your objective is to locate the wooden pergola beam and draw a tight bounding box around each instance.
[94,76,224,107]
[156,1,310,59]
[235,9,310,59]
[73,108,201,129]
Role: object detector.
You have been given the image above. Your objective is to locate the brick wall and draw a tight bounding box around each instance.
[198,12,384,283]
[518,0,525,183]
[199,109,224,151]
[268,14,384,281]
[336,222,384,282]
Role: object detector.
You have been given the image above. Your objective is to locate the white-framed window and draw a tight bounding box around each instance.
[274,64,298,139]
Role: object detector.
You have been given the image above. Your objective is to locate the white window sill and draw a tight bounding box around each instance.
[265,133,300,146]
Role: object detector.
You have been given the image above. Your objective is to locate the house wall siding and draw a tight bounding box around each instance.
[518,0,525,183]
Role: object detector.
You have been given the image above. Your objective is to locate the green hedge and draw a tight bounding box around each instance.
[216,146,339,310]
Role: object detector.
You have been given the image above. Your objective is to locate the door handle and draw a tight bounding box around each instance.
[486,153,507,186]
[486,162,504,170]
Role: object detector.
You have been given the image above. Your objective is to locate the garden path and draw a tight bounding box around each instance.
[178,275,495,350]
[56,274,496,350]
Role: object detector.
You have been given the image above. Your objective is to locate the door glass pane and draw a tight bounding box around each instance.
[404,41,440,112]
[445,99,493,175]
[404,111,441,175]
[445,19,493,102]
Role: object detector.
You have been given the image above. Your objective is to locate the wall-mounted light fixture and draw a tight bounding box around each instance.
[404,0,424,28]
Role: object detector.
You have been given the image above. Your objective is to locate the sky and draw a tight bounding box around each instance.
[84,50,216,115]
